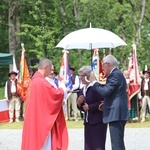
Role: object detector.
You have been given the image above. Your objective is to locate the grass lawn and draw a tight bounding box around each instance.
[0,119,84,129]
[0,87,5,99]
[0,117,150,129]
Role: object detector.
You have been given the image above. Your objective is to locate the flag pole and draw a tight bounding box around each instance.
[132,44,140,122]
[17,43,30,101]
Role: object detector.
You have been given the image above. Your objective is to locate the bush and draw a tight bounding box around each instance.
[0,87,5,99]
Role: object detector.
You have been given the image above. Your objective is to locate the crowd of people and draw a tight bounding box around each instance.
[4,54,150,150]
[123,68,150,123]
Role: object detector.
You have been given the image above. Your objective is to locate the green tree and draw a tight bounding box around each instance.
[0,0,150,88]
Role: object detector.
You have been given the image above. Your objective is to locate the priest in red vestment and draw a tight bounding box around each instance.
[21,58,68,150]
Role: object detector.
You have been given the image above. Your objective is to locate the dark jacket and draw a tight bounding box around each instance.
[78,86,104,125]
[141,78,150,97]
[93,68,129,124]
[7,79,19,100]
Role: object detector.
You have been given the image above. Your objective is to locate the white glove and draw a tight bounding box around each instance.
[59,80,67,93]
[138,92,142,99]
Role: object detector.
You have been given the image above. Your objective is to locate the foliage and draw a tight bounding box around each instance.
[0,66,9,87]
[0,1,9,52]
[0,87,5,99]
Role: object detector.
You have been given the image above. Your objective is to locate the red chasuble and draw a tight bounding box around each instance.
[21,71,68,150]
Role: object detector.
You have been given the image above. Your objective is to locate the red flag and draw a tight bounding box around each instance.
[92,48,105,82]
[17,44,30,101]
[128,45,140,102]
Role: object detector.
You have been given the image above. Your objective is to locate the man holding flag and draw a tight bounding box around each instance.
[58,50,73,120]
[67,66,80,121]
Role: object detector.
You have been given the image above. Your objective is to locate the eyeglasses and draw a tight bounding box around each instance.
[79,74,86,78]
[102,62,107,66]
[102,62,109,66]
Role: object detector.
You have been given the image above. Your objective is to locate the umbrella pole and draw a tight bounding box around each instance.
[90,44,92,63]
[91,50,92,63]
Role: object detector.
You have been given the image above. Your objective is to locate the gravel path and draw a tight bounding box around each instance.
[0,128,150,150]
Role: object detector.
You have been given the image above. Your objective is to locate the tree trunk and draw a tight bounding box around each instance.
[73,0,80,28]
[8,0,20,71]
[129,0,146,46]
[58,0,66,36]
[136,0,146,45]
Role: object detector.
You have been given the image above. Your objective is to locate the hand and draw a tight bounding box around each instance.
[67,88,72,93]
[6,99,10,103]
[77,95,85,106]
[89,72,97,82]
[82,103,89,112]
[98,101,104,111]
[59,80,67,91]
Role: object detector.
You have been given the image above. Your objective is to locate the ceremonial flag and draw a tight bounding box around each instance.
[58,50,72,90]
[91,48,105,81]
[17,43,30,101]
[128,44,140,101]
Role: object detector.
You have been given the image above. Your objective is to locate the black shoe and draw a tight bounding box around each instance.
[19,116,24,121]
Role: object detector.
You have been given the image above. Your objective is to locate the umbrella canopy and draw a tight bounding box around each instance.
[0,53,13,65]
[56,27,127,50]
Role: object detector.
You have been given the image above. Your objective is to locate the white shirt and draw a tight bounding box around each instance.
[82,83,93,122]
[144,78,149,90]
[45,77,58,89]
[11,80,17,93]
[5,79,17,99]
[71,75,80,91]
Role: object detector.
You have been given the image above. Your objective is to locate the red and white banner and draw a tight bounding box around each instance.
[91,48,105,82]
[128,44,140,102]
[0,99,9,123]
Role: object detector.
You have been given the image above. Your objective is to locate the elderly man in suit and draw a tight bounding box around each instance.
[90,55,129,150]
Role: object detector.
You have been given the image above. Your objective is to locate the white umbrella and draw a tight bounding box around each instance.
[56,27,127,50]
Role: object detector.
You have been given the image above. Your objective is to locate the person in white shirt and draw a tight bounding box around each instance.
[140,69,150,122]
[5,71,21,123]
[67,67,80,121]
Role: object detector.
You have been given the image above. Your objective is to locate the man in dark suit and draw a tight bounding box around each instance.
[90,55,129,150]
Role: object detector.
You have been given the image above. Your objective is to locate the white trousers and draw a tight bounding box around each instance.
[9,97,21,119]
[67,93,78,120]
[141,95,150,119]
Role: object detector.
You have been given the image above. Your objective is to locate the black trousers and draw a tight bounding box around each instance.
[109,121,126,150]
[20,102,24,118]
